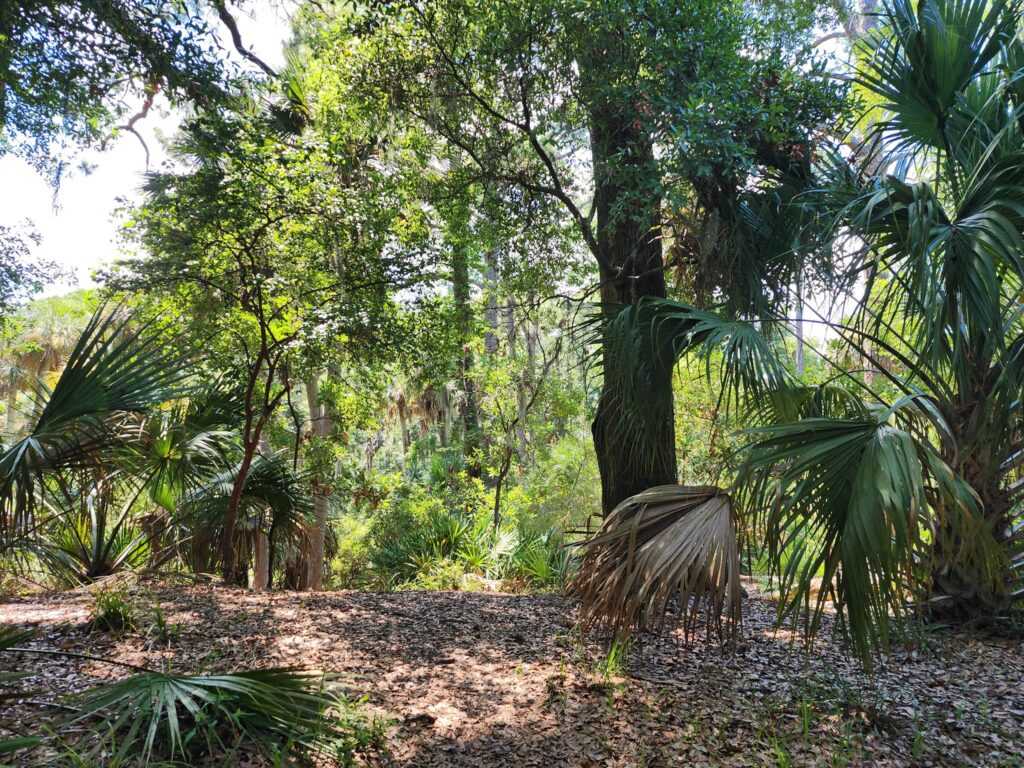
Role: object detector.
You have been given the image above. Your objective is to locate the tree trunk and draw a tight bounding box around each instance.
[930,394,1014,620]
[588,105,678,514]
[484,250,499,355]
[398,399,411,456]
[222,441,257,585]
[253,530,270,591]
[439,385,451,447]
[510,302,530,463]
[452,241,481,473]
[304,375,332,591]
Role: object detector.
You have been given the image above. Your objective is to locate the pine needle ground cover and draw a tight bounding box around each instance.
[3,583,1022,767]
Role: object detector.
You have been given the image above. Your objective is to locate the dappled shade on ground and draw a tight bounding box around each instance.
[2,583,1022,766]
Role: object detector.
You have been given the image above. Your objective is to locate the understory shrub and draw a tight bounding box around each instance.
[348,473,576,592]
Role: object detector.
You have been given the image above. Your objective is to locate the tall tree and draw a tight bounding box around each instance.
[112,103,334,583]
[581,0,1024,657]
[319,0,845,512]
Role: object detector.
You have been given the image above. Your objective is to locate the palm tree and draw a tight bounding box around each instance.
[0,307,190,551]
[576,0,1024,659]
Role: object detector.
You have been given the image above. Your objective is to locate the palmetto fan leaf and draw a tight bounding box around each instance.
[31,502,150,585]
[738,400,962,660]
[571,486,741,640]
[0,307,191,547]
[859,0,1018,153]
[184,453,313,541]
[597,298,789,471]
[73,667,343,763]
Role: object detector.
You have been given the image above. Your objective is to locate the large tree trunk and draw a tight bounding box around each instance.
[588,107,678,514]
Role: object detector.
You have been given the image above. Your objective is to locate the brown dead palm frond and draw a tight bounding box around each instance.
[570,485,742,642]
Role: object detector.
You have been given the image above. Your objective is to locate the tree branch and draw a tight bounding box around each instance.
[214,1,278,78]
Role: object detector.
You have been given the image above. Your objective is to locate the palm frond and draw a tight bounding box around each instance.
[740,401,937,660]
[571,485,741,641]
[598,298,790,470]
[184,453,313,542]
[72,667,344,763]
[858,0,1018,153]
[0,307,191,548]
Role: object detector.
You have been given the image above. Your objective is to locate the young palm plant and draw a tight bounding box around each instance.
[2,627,358,765]
[576,0,1024,659]
[0,307,190,552]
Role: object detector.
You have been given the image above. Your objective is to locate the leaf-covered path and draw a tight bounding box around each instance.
[2,583,1023,766]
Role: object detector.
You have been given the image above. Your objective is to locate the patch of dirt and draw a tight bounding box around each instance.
[2,582,1022,766]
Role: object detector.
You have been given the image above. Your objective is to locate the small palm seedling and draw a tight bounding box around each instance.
[142,604,180,649]
[89,587,137,634]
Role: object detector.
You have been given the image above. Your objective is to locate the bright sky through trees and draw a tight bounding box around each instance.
[0,2,289,293]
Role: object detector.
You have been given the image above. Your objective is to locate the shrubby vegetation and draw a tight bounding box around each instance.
[1,0,1024,763]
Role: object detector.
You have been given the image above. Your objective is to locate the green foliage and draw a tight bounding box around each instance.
[0,0,228,178]
[1,626,382,766]
[327,513,373,590]
[142,604,179,649]
[0,306,191,552]
[0,223,63,323]
[73,668,344,764]
[366,484,448,581]
[357,467,576,592]
[585,0,1024,662]
[89,587,137,634]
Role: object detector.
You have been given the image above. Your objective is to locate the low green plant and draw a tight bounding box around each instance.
[89,588,137,634]
[2,627,382,768]
[594,636,631,682]
[327,513,372,589]
[798,697,814,740]
[142,605,179,648]
[78,668,354,763]
[406,558,473,591]
[511,529,574,589]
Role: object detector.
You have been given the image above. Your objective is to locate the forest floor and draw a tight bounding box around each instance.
[2,580,1023,767]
